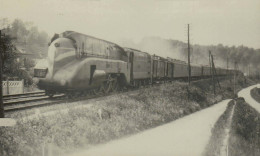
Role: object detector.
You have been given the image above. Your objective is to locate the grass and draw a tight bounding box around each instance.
[203,100,235,156]
[0,76,255,156]
[250,87,260,103]
[228,98,260,156]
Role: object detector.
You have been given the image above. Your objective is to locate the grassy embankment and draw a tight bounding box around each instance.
[204,86,260,156]
[250,87,260,103]
[0,76,254,155]
[203,100,235,156]
[228,98,260,156]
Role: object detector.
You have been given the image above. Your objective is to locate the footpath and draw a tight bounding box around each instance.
[238,84,260,113]
[69,99,232,156]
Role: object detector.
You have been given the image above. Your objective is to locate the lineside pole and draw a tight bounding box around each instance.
[211,54,221,89]
[209,51,212,76]
[0,30,5,118]
[187,24,191,85]
[209,51,215,95]
[210,52,215,95]
[227,55,230,82]
[227,56,229,72]
[233,61,237,96]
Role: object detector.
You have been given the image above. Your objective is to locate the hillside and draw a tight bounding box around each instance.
[119,36,260,75]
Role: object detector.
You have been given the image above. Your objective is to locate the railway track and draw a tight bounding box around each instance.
[3,91,45,101]
[3,91,65,112]
[3,77,226,113]
[3,85,143,113]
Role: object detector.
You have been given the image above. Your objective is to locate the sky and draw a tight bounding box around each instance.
[0,0,260,49]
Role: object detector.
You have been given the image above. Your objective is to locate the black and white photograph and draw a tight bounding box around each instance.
[0,0,260,155]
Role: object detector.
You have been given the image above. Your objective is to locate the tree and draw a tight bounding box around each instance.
[0,28,17,118]
[0,30,4,117]
[0,30,15,117]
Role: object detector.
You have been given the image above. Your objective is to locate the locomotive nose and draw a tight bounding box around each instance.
[47,38,76,78]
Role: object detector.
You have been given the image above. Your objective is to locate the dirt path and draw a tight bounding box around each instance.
[219,103,235,156]
[238,84,260,113]
[69,99,231,156]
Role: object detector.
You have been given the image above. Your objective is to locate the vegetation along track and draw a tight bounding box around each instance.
[3,77,228,113]
[3,85,141,112]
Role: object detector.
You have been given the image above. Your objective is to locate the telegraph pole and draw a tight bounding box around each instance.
[227,56,229,74]
[209,51,215,95]
[227,55,232,83]
[233,61,237,96]
[248,64,250,77]
[227,57,229,71]
[211,54,221,89]
[209,51,212,76]
[209,51,211,74]
[0,30,5,118]
[187,24,191,85]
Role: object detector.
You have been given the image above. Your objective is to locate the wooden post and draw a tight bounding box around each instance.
[22,79,24,93]
[227,57,229,73]
[150,57,153,85]
[209,51,212,76]
[227,55,230,82]
[0,30,5,118]
[6,78,9,95]
[248,64,250,77]
[233,61,237,96]
[187,24,191,85]
[211,54,215,95]
[211,54,221,89]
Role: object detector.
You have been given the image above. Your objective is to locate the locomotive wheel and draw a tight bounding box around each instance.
[93,86,104,96]
[111,78,118,92]
[93,82,109,95]
[93,75,118,95]
[66,92,77,99]
[103,75,119,93]
[103,80,112,94]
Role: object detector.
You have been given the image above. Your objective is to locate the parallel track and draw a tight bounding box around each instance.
[4,86,143,112]
[4,77,227,112]
[3,91,65,112]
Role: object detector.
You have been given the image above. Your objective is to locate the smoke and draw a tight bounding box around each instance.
[119,36,186,61]
[119,36,260,75]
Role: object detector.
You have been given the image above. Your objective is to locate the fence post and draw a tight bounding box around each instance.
[22,79,24,93]
[6,78,9,95]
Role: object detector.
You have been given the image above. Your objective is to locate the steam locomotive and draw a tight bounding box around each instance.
[34,31,239,96]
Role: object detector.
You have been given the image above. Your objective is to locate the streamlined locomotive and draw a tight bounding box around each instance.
[34,31,239,96]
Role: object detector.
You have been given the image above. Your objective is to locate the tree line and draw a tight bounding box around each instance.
[0,18,49,82]
[123,36,260,76]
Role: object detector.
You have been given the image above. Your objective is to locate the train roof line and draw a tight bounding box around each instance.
[61,31,120,47]
[123,47,151,55]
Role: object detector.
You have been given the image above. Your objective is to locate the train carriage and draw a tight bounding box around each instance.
[152,55,167,80]
[166,57,175,80]
[202,66,211,77]
[124,48,151,85]
[190,64,202,77]
[172,60,188,78]
[216,68,221,76]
